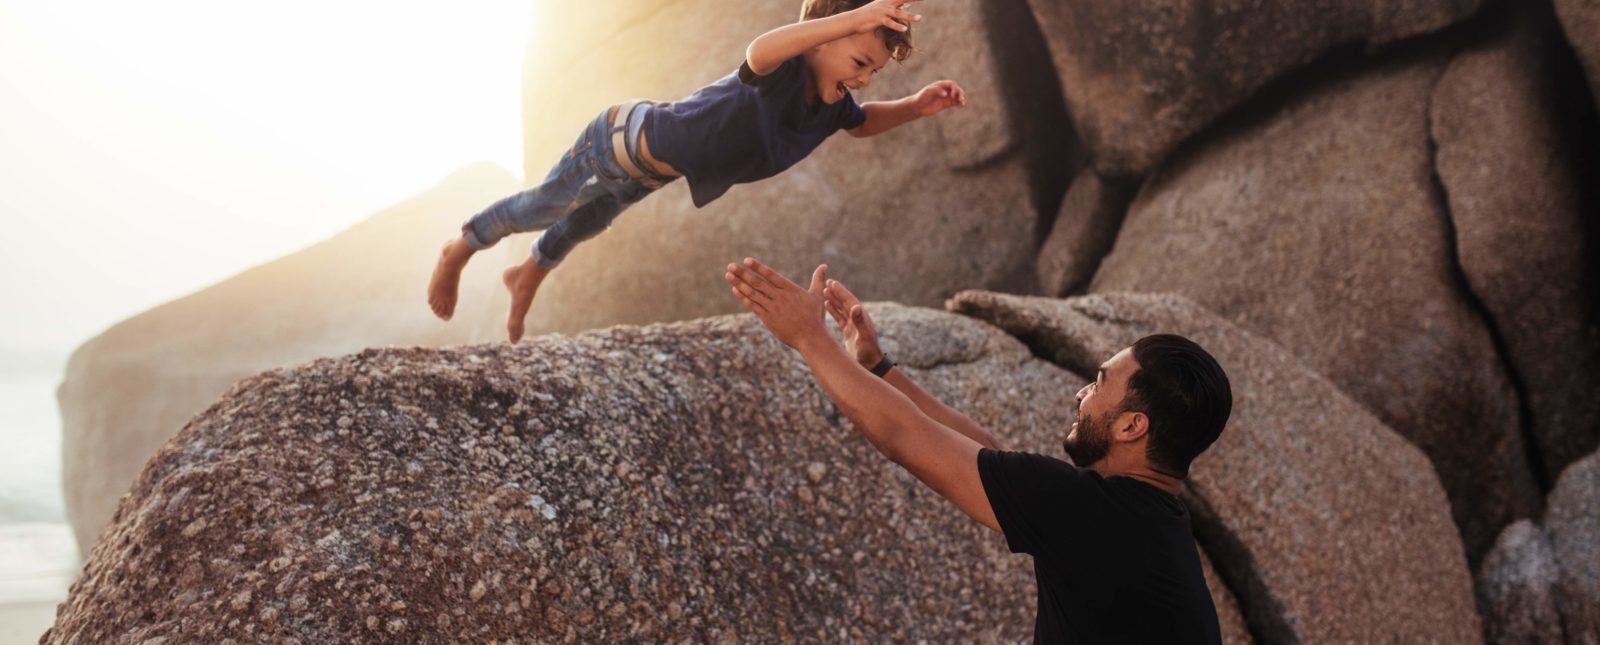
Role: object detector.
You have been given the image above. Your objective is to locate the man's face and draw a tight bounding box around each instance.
[1065,347,1137,467]
[807,30,890,105]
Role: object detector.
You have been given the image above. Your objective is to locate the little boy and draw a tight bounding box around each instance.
[428,0,966,342]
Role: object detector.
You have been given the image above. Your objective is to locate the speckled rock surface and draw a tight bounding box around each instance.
[1085,47,1540,562]
[1024,0,1483,175]
[57,163,522,554]
[1035,171,1137,298]
[1432,5,1600,479]
[1546,451,1600,642]
[1476,519,1564,645]
[47,306,1096,643]
[949,291,1482,644]
[506,0,1058,340]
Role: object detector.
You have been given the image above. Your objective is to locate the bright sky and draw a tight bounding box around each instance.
[0,1,533,351]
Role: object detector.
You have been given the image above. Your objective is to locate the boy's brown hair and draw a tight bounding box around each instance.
[800,0,914,62]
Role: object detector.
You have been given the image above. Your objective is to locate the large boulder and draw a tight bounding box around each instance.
[1546,452,1600,641]
[1024,0,1484,176]
[1085,47,1541,561]
[500,0,1071,338]
[56,164,522,555]
[1431,5,1600,479]
[949,291,1482,644]
[48,306,1098,642]
[1476,520,1564,645]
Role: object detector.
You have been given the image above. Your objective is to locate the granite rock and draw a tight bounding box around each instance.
[1476,519,1564,645]
[1546,451,1600,642]
[1085,48,1541,561]
[1432,5,1600,478]
[1025,0,1484,175]
[47,306,1086,643]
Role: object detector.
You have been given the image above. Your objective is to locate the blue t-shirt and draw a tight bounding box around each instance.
[644,55,868,207]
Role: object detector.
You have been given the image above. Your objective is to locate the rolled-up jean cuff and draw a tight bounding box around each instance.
[460,221,493,251]
[531,241,562,270]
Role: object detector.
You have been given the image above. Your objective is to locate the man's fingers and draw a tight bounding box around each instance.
[809,264,828,296]
[827,279,863,310]
[725,267,773,301]
[729,275,772,302]
[743,258,796,290]
[727,262,779,292]
[825,299,848,327]
[731,286,766,314]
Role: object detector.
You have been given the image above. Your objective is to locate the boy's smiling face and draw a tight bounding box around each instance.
[804,30,892,106]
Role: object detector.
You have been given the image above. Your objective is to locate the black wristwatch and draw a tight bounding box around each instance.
[868,353,897,378]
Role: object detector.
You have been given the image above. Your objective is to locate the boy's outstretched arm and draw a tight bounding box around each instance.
[723,258,1001,533]
[746,0,920,75]
[849,80,966,137]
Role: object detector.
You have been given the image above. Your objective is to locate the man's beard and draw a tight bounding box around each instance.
[1064,408,1114,467]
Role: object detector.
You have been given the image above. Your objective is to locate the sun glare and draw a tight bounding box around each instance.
[0,1,533,349]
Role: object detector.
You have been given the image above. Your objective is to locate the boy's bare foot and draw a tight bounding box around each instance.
[428,238,476,320]
[502,257,551,343]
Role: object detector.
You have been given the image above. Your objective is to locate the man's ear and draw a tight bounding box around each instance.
[1115,411,1150,444]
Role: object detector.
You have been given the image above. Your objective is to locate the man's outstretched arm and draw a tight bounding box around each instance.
[822,278,1004,450]
[724,258,1000,532]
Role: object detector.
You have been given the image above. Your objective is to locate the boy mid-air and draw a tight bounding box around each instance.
[427,0,966,342]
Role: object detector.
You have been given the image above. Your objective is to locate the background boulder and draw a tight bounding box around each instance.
[1546,451,1600,641]
[1476,519,1565,645]
[1085,46,1541,561]
[1431,4,1600,479]
[1023,0,1484,175]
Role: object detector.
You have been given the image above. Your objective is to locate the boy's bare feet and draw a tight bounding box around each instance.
[502,257,551,343]
[428,238,476,320]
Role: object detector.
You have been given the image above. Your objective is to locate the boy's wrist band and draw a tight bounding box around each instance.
[869,353,897,378]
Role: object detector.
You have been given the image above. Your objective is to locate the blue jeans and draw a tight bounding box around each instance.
[461,103,675,269]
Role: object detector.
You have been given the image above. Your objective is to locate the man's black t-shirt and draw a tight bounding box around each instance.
[977,449,1222,644]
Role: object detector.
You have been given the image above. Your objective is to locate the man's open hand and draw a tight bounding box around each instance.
[823,278,884,368]
[725,258,832,351]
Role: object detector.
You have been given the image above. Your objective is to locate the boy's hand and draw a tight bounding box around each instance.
[851,0,921,34]
[913,80,967,116]
[823,279,885,369]
[725,258,834,352]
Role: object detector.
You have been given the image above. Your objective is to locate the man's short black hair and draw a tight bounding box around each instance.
[1123,334,1232,478]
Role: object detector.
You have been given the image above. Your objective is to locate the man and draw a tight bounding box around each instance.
[724,258,1233,643]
